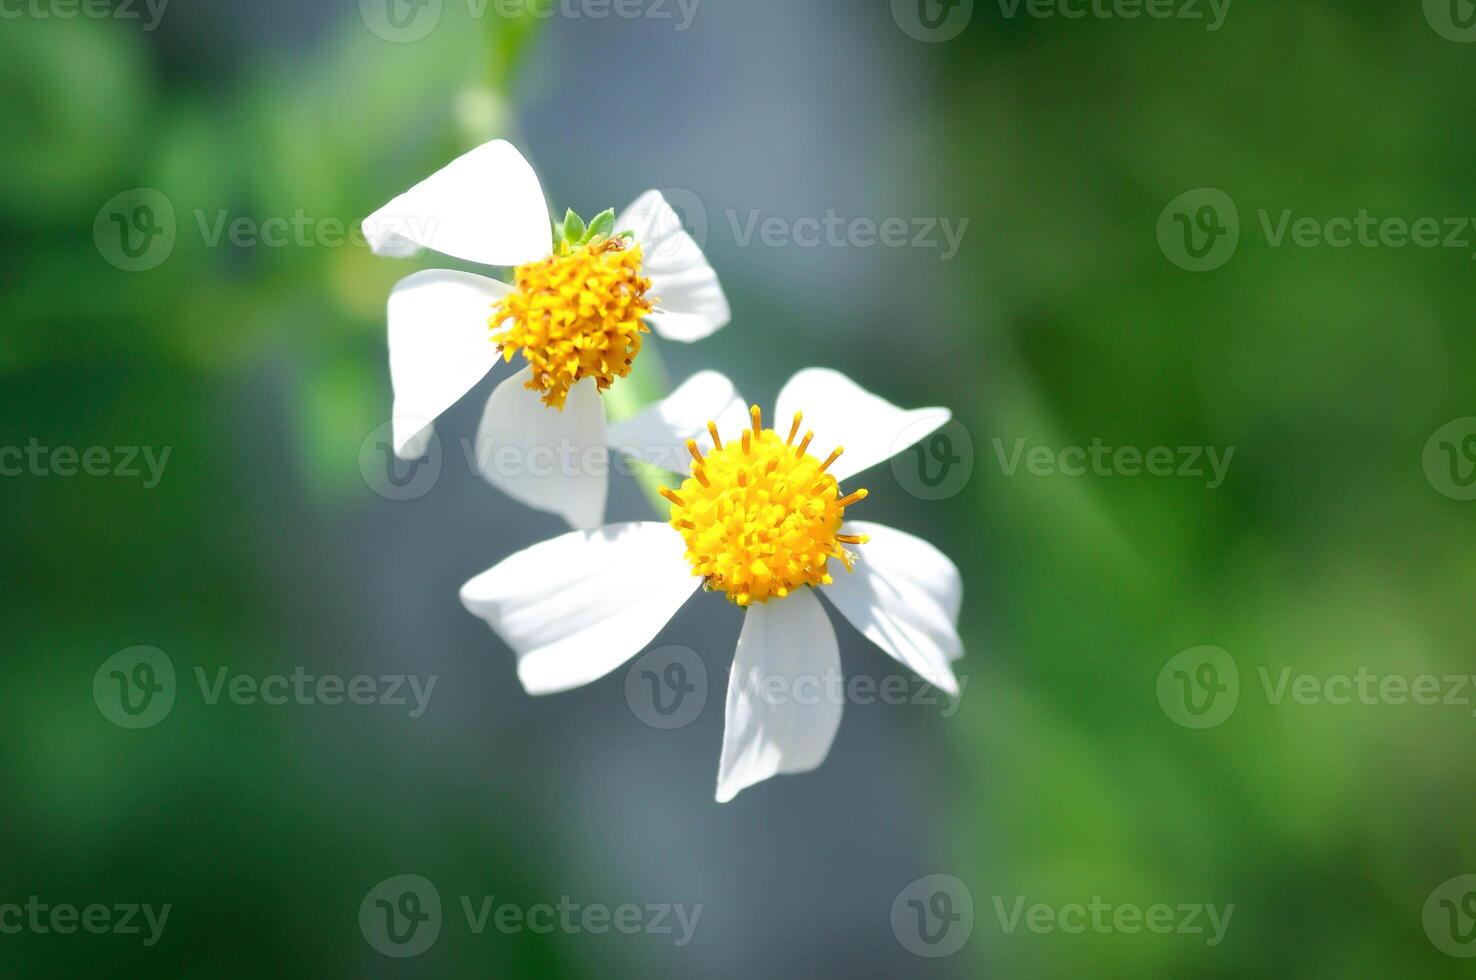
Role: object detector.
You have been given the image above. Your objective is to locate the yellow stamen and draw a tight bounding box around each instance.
[786,412,802,446]
[665,409,870,606]
[489,238,653,410]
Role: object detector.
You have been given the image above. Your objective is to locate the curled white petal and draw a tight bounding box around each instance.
[774,368,950,481]
[617,190,730,342]
[715,589,842,803]
[460,522,698,696]
[475,368,608,531]
[364,139,552,266]
[605,371,748,475]
[387,270,511,459]
[822,521,964,695]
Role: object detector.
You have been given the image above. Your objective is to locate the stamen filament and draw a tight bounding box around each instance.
[786,412,802,445]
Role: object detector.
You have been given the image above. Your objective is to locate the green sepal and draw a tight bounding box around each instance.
[585,208,615,242]
[561,208,586,245]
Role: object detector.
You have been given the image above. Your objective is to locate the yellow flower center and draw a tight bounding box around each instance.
[663,406,871,607]
[490,238,654,409]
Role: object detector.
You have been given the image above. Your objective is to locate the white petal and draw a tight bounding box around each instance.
[617,190,730,342]
[774,368,950,481]
[475,368,609,530]
[605,371,749,475]
[715,589,842,803]
[822,522,964,696]
[460,523,698,696]
[387,270,511,459]
[364,139,552,267]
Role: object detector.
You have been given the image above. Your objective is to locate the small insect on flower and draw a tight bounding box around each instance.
[459,369,964,803]
[363,140,731,529]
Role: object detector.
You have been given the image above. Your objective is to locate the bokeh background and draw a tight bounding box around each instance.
[5,0,1476,975]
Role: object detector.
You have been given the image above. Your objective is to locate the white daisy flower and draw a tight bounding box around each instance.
[364,139,731,529]
[459,368,965,802]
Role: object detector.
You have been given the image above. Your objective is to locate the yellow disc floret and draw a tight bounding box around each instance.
[664,406,871,607]
[490,237,654,409]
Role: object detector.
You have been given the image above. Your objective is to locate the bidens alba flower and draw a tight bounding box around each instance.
[364,139,730,529]
[459,369,965,802]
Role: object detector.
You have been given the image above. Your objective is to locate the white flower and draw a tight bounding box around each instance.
[364,139,731,529]
[459,368,965,802]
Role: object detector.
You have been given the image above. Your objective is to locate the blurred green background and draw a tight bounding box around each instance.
[4,0,1476,975]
